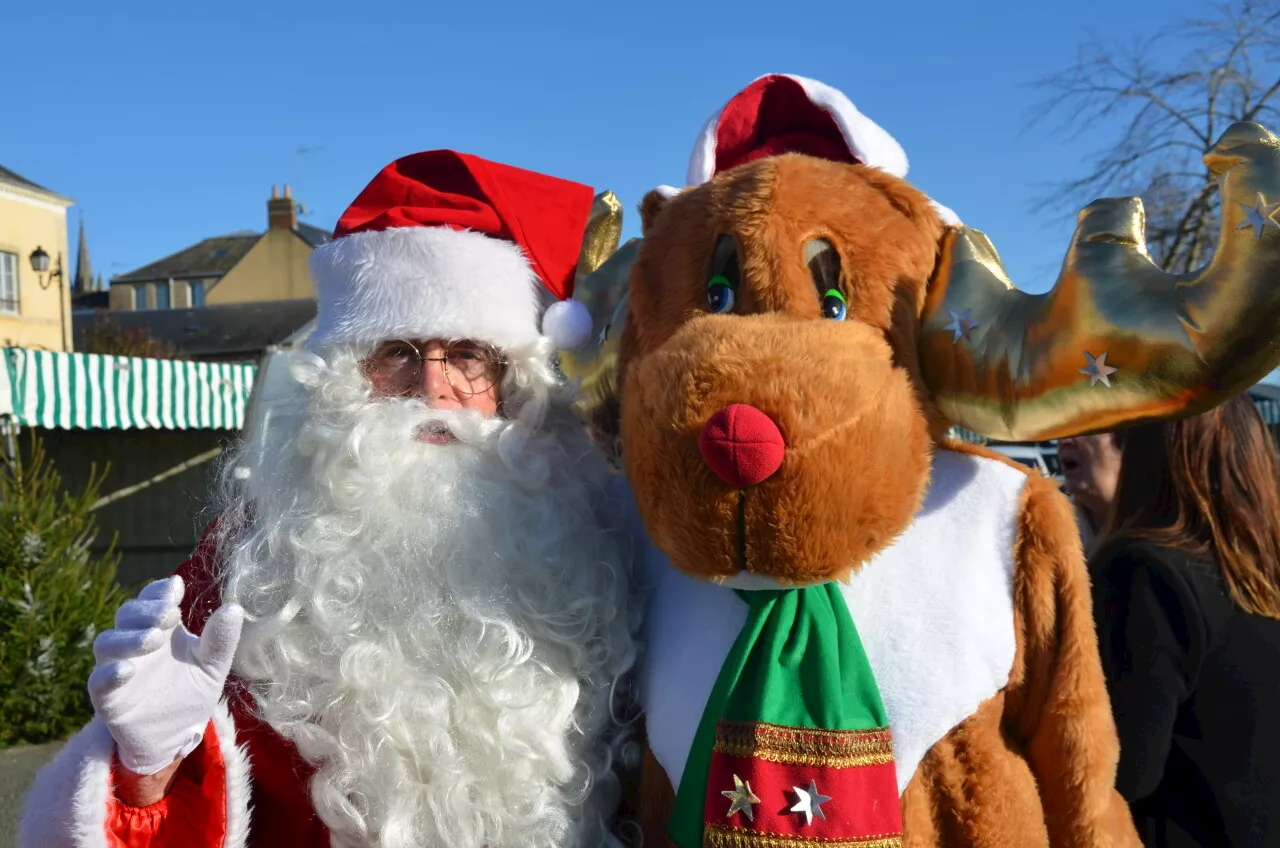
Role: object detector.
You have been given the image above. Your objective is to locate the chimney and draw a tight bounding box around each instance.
[267,183,297,231]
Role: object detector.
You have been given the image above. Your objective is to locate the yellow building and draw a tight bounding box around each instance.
[0,166,74,350]
[109,185,330,310]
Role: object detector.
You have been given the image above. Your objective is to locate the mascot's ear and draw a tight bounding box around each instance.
[640,185,682,236]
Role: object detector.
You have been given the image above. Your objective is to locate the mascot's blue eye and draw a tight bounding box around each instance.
[822,288,847,321]
[707,274,737,314]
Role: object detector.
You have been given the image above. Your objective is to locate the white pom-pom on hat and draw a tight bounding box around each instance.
[542,298,594,351]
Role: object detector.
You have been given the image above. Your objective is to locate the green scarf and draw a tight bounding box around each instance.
[668,582,898,846]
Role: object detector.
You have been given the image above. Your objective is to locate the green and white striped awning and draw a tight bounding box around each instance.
[1,347,257,431]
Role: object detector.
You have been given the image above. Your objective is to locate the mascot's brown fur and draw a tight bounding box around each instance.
[619,154,1140,847]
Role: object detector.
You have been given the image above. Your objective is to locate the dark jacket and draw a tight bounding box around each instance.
[1092,539,1280,847]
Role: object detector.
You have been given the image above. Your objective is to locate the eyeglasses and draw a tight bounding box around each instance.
[362,338,507,397]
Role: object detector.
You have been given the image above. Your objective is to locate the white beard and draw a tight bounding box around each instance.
[216,347,640,848]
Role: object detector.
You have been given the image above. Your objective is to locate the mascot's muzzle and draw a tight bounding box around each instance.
[698,404,786,487]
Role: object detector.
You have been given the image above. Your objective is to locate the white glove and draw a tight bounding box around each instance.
[88,575,244,776]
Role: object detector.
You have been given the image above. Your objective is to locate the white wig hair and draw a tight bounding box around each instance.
[212,336,643,848]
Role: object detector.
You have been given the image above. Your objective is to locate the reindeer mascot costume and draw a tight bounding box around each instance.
[560,74,1280,847]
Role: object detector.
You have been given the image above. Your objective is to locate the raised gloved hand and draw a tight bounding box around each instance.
[88,576,244,775]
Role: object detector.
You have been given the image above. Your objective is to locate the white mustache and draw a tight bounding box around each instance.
[413,406,507,446]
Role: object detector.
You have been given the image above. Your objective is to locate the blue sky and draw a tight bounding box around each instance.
[2,0,1218,293]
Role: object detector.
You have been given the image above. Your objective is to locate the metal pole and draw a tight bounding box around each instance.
[60,252,68,351]
[2,416,15,465]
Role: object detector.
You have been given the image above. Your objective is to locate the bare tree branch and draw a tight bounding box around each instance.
[1027,0,1280,271]
[1245,75,1280,118]
[1160,181,1220,272]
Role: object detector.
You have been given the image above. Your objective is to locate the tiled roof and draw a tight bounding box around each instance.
[295,222,332,247]
[112,222,334,285]
[112,234,261,284]
[0,165,73,203]
[73,299,317,361]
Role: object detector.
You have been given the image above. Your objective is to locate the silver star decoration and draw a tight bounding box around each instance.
[1079,351,1119,388]
[721,774,761,822]
[789,779,832,826]
[943,308,979,344]
[1236,192,1280,239]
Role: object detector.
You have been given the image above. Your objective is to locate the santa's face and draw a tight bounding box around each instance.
[217,345,638,848]
[361,337,506,425]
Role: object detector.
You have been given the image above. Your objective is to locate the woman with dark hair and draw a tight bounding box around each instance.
[1092,392,1280,846]
[1060,430,1126,554]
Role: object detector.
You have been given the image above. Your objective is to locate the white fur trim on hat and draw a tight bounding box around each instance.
[931,200,963,226]
[309,226,544,351]
[687,73,909,186]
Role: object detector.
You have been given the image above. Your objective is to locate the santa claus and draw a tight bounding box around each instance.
[20,151,641,848]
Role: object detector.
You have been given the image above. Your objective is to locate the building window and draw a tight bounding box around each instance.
[153,282,170,310]
[0,252,18,313]
[190,280,206,307]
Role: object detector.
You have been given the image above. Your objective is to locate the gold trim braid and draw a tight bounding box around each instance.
[713,720,895,769]
[704,823,903,847]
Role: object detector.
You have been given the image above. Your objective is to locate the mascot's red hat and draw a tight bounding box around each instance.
[682,73,961,225]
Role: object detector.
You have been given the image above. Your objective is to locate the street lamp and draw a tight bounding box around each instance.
[29,246,68,350]
[28,246,63,290]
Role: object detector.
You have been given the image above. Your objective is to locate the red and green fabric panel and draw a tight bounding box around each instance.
[670,582,903,847]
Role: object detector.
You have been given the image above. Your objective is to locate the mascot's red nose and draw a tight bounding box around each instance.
[698,404,787,488]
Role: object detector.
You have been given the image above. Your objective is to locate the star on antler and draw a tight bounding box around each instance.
[1237,191,1280,239]
[943,308,979,344]
[1079,351,1119,388]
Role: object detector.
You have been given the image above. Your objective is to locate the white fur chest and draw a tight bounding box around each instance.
[637,448,1027,795]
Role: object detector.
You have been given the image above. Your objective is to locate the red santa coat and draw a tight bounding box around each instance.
[21,522,330,848]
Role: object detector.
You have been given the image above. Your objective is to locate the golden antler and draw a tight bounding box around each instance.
[919,121,1280,442]
[561,191,638,459]
[577,191,624,280]
[563,189,634,387]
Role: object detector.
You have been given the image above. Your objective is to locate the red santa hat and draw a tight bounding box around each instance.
[682,74,961,225]
[308,150,597,353]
